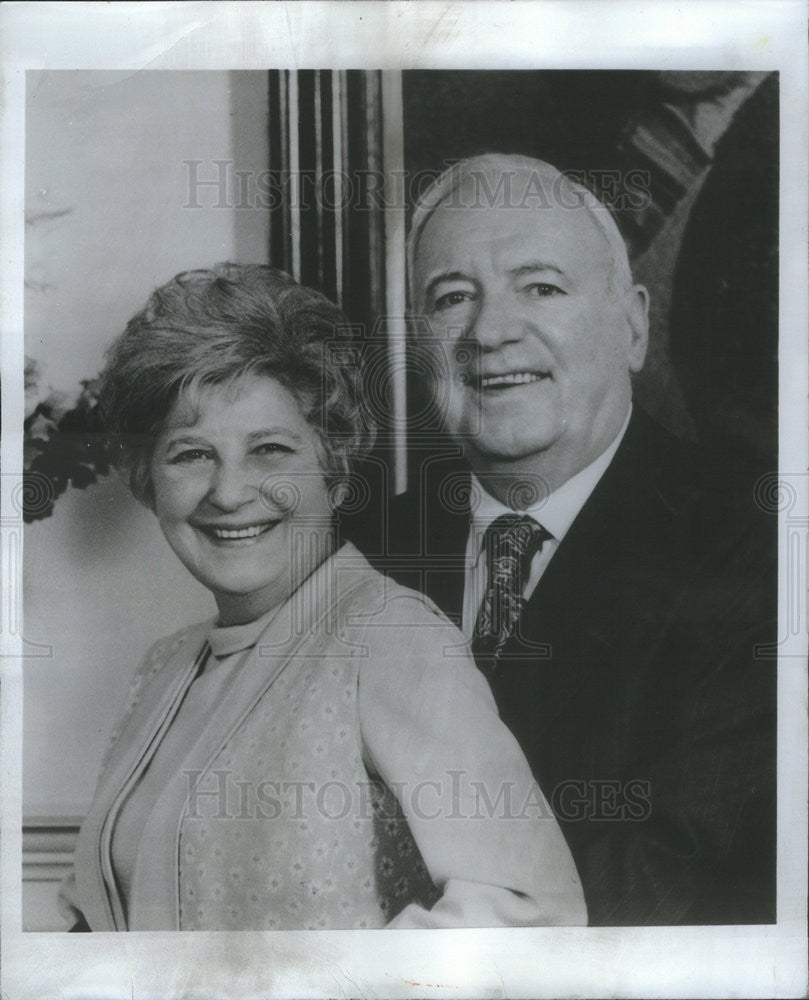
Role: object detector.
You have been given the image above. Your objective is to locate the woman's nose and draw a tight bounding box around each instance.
[205,460,256,511]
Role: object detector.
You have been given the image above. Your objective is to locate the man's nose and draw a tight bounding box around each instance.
[468,293,526,350]
[205,460,255,511]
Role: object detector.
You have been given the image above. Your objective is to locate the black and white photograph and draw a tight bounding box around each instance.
[1,3,807,998]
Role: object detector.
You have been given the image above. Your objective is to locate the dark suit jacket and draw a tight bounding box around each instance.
[344,409,777,925]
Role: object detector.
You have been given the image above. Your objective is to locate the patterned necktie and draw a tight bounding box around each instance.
[472,514,551,668]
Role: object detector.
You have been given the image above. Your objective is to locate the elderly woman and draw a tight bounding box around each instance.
[60,263,585,932]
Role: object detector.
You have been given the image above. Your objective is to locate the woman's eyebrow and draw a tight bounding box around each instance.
[163,434,209,448]
[246,428,305,444]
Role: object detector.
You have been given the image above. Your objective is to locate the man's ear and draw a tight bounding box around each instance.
[625,284,650,373]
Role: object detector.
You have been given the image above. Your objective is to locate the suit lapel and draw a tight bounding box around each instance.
[504,409,673,659]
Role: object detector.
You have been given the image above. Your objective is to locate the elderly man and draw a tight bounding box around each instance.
[351,154,776,925]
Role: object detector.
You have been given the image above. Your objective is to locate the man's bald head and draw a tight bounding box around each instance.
[406,151,649,495]
[407,153,633,308]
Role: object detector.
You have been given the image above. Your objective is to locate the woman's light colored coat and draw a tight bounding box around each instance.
[62,545,586,930]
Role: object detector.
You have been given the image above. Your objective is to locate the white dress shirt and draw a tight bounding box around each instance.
[462,405,632,639]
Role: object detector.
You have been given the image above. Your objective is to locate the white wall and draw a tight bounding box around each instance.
[23,70,270,822]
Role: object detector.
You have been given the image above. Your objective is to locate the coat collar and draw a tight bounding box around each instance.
[412,408,678,624]
[74,621,211,930]
[504,407,692,653]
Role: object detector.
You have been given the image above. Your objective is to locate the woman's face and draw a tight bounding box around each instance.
[151,373,333,625]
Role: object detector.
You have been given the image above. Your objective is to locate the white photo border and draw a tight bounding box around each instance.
[1,2,806,998]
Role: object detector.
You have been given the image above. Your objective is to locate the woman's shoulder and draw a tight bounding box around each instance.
[333,543,459,634]
[333,545,475,690]
[140,619,213,665]
[343,553,497,742]
[131,618,214,684]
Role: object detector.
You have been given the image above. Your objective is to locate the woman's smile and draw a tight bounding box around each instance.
[194,519,282,544]
[150,373,334,624]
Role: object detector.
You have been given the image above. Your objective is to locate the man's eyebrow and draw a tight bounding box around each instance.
[422,270,474,299]
[507,261,566,279]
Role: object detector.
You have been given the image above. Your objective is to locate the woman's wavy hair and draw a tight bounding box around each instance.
[99,263,376,508]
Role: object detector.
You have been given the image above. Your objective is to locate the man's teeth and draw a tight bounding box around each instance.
[210,524,272,540]
[480,372,545,388]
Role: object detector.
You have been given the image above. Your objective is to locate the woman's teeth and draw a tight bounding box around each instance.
[210,523,273,540]
[481,372,544,388]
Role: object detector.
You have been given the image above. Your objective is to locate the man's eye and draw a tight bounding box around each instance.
[525,283,564,298]
[433,290,473,312]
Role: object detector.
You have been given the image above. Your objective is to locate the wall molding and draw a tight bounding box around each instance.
[22,817,82,931]
[22,817,81,884]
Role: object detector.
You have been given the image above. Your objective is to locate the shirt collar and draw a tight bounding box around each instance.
[208,603,284,659]
[205,541,359,660]
[470,403,632,549]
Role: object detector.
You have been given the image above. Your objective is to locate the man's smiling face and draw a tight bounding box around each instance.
[412,181,648,490]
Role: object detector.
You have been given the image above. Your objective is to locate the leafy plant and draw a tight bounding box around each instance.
[23,358,110,522]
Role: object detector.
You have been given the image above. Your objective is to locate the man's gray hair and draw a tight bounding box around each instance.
[407,153,633,305]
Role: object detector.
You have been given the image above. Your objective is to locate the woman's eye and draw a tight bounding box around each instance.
[253,442,293,457]
[433,290,473,312]
[169,448,211,464]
